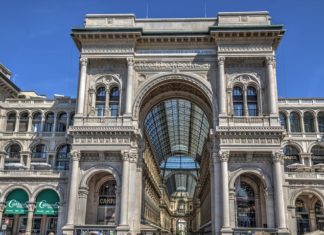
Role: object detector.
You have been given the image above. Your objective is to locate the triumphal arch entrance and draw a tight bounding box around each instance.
[62,11,289,235]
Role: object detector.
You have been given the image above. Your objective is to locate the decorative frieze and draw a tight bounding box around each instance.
[134,62,212,71]
[218,44,272,53]
[82,45,134,54]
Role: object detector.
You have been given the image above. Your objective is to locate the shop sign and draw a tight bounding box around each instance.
[5,199,28,215]
[98,196,116,206]
[34,189,60,216]
[35,200,59,215]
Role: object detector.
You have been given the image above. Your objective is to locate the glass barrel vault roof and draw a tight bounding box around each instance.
[144,99,209,198]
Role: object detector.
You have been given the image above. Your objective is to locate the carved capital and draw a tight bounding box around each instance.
[127,57,134,67]
[27,203,35,212]
[217,56,226,66]
[265,56,276,66]
[70,150,81,162]
[272,151,284,163]
[218,151,230,162]
[0,202,5,212]
[80,57,88,67]
[78,187,89,198]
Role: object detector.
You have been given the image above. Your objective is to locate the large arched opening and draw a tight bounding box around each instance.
[137,76,214,234]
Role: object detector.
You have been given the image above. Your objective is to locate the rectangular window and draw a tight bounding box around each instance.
[248,103,257,116]
[233,103,243,116]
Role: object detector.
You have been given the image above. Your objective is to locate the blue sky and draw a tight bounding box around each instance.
[0,0,323,98]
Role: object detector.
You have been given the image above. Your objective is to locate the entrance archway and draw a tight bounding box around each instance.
[294,192,324,235]
[138,76,214,233]
[85,172,118,226]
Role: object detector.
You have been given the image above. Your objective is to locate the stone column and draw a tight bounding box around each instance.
[243,86,248,116]
[286,112,291,133]
[219,151,231,234]
[211,150,222,234]
[118,151,130,231]
[40,113,45,133]
[300,114,305,133]
[27,114,33,132]
[65,151,81,228]
[26,151,32,169]
[0,202,5,226]
[309,209,317,231]
[105,89,110,116]
[266,56,278,115]
[266,191,275,228]
[26,203,35,235]
[88,89,96,116]
[77,57,88,115]
[314,113,319,133]
[14,116,20,132]
[0,151,5,170]
[125,57,134,115]
[77,187,89,225]
[218,57,227,115]
[52,113,57,136]
[272,152,288,232]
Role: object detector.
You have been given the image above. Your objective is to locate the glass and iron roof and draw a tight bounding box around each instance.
[144,99,209,198]
[144,99,209,164]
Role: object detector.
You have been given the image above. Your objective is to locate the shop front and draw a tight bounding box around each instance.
[3,189,29,235]
[33,189,60,235]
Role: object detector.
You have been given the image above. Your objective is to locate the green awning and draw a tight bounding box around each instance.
[35,189,59,215]
[5,189,28,215]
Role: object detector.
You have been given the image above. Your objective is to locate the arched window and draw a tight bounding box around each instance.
[315,201,324,231]
[304,112,315,132]
[96,87,106,117]
[69,113,75,127]
[6,112,16,132]
[236,181,256,228]
[56,112,67,132]
[283,145,300,171]
[247,86,258,116]
[32,112,42,133]
[5,144,21,159]
[290,112,301,132]
[178,200,185,213]
[19,112,29,132]
[31,144,46,159]
[44,112,54,132]
[311,145,324,165]
[318,112,324,132]
[97,180,116,225]
[233,86,243,116]
[295,199,310,234]
[279,112,287,130]
[109,87,120,117]
[55,145,71,170]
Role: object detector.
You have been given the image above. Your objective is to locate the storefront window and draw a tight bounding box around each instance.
[315,201,324,231]
[296,199,310,235]
[97,180,116,225]
[236,181,256,228]
[4,189,29,235]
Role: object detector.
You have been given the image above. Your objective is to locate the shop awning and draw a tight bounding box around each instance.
[5,189,28,215]
[35,189,59,216]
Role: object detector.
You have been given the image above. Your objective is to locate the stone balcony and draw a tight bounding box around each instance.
[0,169,68,179]
[0,131,68,138]
[285,171,324,180]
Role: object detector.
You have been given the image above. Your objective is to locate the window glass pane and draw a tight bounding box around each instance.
[290,113,301,132]
[279,113,287,129]
[6,113,16,132]
[19,113,29,132]
[32,113,42,133]
[304,112,315,132]
[248,103,257,116]
[318,113,324,132]
[236,181,256,228]
[234,103,243,116]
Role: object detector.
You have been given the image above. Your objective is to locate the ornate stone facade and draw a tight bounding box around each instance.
[0,11,323,235]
